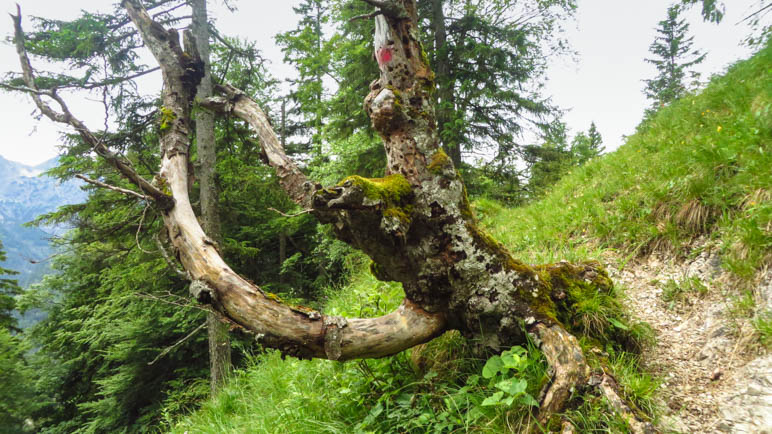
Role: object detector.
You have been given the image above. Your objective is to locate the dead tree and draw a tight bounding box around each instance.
[11,1,651,428]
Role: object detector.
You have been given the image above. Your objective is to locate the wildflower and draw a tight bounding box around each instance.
[717,126,723,132]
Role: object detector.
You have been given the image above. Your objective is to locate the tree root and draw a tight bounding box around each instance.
[594,373,655,434]
[532,323,589,424]
[532,323,655,433]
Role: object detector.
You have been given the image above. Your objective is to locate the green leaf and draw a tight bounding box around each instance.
[466,374,480,386]
[481,391,504,406]
[495,378,527,396]
[501,352,523,371]
[520,393,540,407]
[482,355,503,378]
[608,317,630,330]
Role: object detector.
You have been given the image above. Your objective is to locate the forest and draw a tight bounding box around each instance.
[0,0,770,432]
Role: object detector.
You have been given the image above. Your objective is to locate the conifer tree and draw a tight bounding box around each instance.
[191,0,232,395]
[419,0,576,173]
[570,121,604,164]
[0,240,21,332]
[644,5,706,109]
[276,0,332,158]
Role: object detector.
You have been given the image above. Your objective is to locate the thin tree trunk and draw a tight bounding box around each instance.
[191,0,231,394]
[431,0,461,168]
[279,231,286,284]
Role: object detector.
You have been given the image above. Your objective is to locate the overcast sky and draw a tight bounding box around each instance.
[0,0,761,166]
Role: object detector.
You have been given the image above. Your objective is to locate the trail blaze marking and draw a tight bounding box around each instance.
[377,47,393,67]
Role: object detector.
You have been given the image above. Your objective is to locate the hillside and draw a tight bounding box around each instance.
[0,155,85,288]
[169,41,771,433]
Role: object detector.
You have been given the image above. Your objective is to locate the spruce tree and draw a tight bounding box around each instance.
[570,121,604,164]
[644,5,706,109]
[0,240,21,332]
[276,0,332,159]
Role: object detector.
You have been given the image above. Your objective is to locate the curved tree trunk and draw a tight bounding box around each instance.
[13,0,644,424]
[123,0,595,417]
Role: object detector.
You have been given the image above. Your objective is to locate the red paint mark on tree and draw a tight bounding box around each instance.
[377,47,393,67]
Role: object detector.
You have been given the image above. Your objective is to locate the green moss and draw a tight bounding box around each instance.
[264,292,283,303]
[464,220,559,322]
[338,174,411,204]
[338,174,414,224]
[383,207,410,224]
[459,182,475,221]
[428,149,451,174]
[159,106,176,131]
[154,175,171,195]
[537,262,650,353]
[384,85,403,104]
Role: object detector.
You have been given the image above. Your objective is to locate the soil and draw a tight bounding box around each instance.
[605,239,771,433]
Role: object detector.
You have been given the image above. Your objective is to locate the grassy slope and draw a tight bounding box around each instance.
[169,42,771,433]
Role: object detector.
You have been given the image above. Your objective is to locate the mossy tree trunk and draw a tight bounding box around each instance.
[13,0,647,426]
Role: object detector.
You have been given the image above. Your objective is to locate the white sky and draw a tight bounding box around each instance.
[0,0,762,166]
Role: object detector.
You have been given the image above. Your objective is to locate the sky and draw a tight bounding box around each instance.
[0,0,762,166]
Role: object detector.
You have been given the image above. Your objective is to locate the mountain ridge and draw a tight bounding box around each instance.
[0,154,85,287]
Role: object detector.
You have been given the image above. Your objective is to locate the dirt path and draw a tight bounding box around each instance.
[605,241,771,433]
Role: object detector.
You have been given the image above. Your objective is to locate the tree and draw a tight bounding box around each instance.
[681,0,725,23]
[0,240,22,332]
[191,0,232,394]
[419,0,576,173]
[276,0,332,158]
[570,121,604,165]
[644,5,706,109]
[524,120,572,196]
[10,0,650,428]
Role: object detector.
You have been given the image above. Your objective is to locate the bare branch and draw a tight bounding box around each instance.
[0,83,53,96]
[738,3,772,24]
[349,10,384,23]
[147,321,206,365]
[202,85,315,207]
[267,207,312,218]
[10,6,173,209]
[76,174,150,201]
[208,24,263,60]
[153,234,190,280]
[135,202,154,254]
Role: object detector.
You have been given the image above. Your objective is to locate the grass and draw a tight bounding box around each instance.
[660,276,708,310]
[754,311,772,349]
[170,41,772,433]
[475,41,771,276]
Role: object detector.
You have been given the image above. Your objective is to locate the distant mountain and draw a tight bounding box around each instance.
[0,155,86,288]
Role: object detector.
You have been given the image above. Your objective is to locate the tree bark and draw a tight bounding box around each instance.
[123,0,593,414]
[14,0,647,424]
[191,0,231,394]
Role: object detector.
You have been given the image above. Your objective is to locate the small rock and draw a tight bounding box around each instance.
[710,369,722,381]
